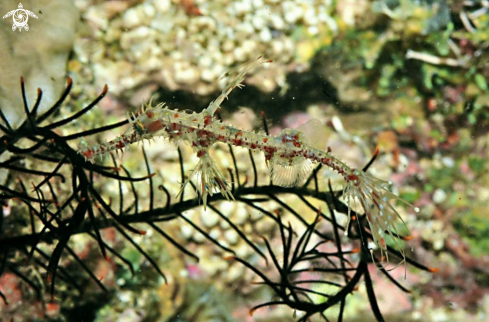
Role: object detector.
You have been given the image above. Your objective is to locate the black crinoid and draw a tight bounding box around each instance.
[0,78,435,321]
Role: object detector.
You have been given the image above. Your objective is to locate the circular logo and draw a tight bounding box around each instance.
[2,3,38,32]
[13,9,28,28]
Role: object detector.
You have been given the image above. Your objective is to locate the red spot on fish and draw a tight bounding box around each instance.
[197,129,211,138]
[203,115,212,126]
[198,139,210,147]
[146,110,154,118]
[82,149,94,160]
[147,120,164,133]
[197,150,207,157]
[347,173,359,183]
[115,140,125,149]
[174,113,179,118]
[264,146,277,160]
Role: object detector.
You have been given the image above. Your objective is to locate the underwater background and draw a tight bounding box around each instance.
[1,0,489,321]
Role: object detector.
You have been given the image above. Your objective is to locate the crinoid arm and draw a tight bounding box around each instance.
[343,168,419,268]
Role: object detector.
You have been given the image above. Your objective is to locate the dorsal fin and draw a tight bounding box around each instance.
[296,118,327,151]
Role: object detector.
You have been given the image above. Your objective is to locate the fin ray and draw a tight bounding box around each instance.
[296,119,327,151]
[270,157,313,187]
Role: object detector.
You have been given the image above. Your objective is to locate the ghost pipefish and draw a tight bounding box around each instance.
[78,57,419,267]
